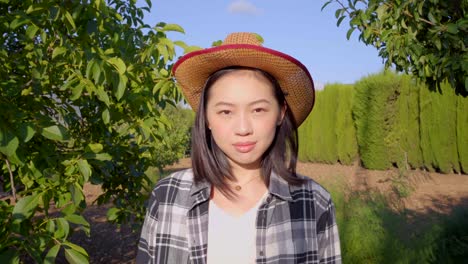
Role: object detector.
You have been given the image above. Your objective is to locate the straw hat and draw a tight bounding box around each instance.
[172,32,315,126]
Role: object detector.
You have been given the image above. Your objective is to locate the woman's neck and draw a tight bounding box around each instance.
[229,161,262,183]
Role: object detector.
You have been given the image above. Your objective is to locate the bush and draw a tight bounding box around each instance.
[298,84,357,164]
[457,95,468,173]
[335,84,358,165]
[353,71,400,170]
[420,83,460,173]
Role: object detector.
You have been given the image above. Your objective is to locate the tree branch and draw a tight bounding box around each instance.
[335,0,352,16]
[403,10,436,26]
[5,158,17,201]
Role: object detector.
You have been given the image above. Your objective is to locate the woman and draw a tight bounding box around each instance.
[137,32,341,264]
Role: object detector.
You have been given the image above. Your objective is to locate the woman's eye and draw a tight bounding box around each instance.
[253,108,266,113]
[218,110,231,115]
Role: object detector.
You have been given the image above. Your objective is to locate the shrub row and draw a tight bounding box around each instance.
[298,84,357,165]
[298,71,468,173]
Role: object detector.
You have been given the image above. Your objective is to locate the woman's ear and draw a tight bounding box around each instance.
[277,103,287,126]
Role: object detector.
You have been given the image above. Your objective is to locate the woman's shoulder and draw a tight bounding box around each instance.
[155,168,194,185]
[290,173,333,202]
[149,168,195,201]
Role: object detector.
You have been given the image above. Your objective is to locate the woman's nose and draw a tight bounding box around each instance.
[234,113,253,136]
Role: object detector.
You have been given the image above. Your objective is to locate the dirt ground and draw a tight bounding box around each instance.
[60,158,468,263]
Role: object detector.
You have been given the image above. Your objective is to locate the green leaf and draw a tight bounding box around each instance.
[64,214,89,227]
[26,5,45,14]
[253,33,264,44]
[102,108,110,124]
[86,143,103,153]
[160,81,172,96]
[401,19,407,29]
[434,38,442,50]
[152,79,167,95]
[335,8,343,19]
[61,203,76,216]
[0,249,20,264]
[64,11,76,29]
[41,125,69,141]
[0,127,19,157]
[70,182,84,205]
[346,27,356,40]
[46,219,56,233]
[184,45,203,53]
[61,74,79,91]
[64,248,88,264]
[77,159,91,182]
[157,43,169,63]
[52,47,67,59]
[55,217,70,239]
[43,244,60,264]
[17,123,35,142]
[337,16,346,27]
[12,193,41,222]
[92,62,102,82]
[10,16,30,30]
[63,242,89,258]
[25,24,39,39]
[321,0,332,11]
[83,152,112,161]
[70,82,84,100]
[427,12,436,24]
[446,23,458,34]
[107,57,126,75]
[96,87,110,106]
[85,60,95,79]
[173,40,188,50]
[211,40,223,47]
[114,74,127,101]
[107,207,120,221]
[162,23,185,33]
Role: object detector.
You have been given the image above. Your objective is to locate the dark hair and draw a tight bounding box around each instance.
[191,66,303,198]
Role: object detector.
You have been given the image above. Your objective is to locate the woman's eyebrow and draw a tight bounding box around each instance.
[213,101,235,107]
[213,99,272,107]
[249,99,271,106]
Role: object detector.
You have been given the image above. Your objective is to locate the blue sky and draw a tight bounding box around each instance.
[141,0,385,89]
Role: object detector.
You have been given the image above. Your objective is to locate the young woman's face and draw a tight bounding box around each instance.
[206,70,285,171]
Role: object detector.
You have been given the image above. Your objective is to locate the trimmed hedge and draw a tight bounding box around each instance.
[336,84,358,164]
[420,84,460,173]
[457,94,468,173]
[298,84,357,165]
[395,76,423,169]
[353,71,400,170]
[298,71,467,174]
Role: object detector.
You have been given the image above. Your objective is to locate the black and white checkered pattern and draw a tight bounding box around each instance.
[137,169,341,264]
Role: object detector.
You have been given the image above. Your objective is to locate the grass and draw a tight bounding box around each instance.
[323,175,468,264]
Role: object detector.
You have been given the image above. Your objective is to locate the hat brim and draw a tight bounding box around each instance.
[172,44,315,126]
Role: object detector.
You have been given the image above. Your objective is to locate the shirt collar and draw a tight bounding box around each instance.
[189,179,211,210]
[188,170,294,207]
[268,171,293,202]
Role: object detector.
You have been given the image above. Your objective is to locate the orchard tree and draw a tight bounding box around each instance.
[323,0,468,93]
[0,0,198,262]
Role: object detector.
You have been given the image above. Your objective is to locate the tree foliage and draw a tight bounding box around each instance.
[0,0,195,262]
[323,0,468,93]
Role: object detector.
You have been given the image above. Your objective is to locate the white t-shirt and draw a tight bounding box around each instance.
[207,194,266,264]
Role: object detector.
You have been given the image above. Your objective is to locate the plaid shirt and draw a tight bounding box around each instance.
[137,169,341,264]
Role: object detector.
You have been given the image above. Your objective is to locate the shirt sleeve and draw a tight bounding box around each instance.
[317,198,342,264]
[136,191,159,264]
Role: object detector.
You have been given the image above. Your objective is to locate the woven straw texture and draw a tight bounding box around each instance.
[173,32,315,126]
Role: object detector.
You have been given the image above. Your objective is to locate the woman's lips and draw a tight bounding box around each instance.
[233,142,256,153]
